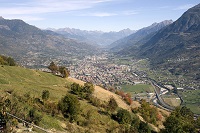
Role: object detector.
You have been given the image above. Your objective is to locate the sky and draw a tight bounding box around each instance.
[0,0,200,32]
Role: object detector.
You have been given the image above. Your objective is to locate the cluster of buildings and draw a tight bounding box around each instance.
[69,54,143,88]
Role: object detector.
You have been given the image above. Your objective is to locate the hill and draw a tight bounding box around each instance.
[137,3,200,82]
[0,17,97,67]
[0,65,171,132]
[0,65,120,132]
[109,20,173,52]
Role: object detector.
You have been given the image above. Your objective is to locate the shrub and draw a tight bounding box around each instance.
[28,109,42,125]
[89,96,101,107]
[107,97,118,112]
[58,93,80,122]
[116,109,132,124]
[70,82,94,99]
[42,90,50,101]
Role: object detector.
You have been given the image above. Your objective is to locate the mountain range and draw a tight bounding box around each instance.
[0,3,200,81]
[109,20,173,52]
[48,27,135,46]
[0,17,98,67]
[114,3,200,81]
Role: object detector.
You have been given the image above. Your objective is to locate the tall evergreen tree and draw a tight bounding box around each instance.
[48,61,58,74]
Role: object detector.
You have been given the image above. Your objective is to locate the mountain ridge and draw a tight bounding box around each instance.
[109,20,173,52]
[138,3,200,81]
[0,18,98,67]
[49,27,135,46]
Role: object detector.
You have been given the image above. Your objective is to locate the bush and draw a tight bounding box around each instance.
[83,82,94,96]
[28,109,42,125]
[70,82,94,99]
[162,106,196,133]
[58,93,80,122]
[107,97,118,112]
[89,96,101,107]
[71,83,83,96]
[42,90,50,101]
[138,121,151,133]
[115,90,132,105]
[138,99,159,125]
[0,55,16,66]
[116,109,132,124]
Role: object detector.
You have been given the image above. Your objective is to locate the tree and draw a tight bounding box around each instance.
[130,115,140,132]
[162,115,182,133]
[0,55,16,66]
[28,109,42,125]
[0,56,7,65]
[108,97,118,112]
[7,57,16,66]
[42,90,50,101]
[116,109,132,124]
[70,83,86,98]
[59,66,70,78]
[162,106,196,133]
[138,121,151,133]
[58,94,80,122]
[180,106,194,119]
[48,61,58,74]
[83,82,94,96]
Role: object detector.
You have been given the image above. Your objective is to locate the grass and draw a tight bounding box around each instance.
[162,97,181,107]
[178,89,200,114]
[0,65,121,132]
[0,66,68,101]
[121,84,154,95]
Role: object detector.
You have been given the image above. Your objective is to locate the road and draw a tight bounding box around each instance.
[151,81,175,111]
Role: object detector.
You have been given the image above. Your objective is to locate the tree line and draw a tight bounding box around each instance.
[0,55,16,66]
[48,61,70,78]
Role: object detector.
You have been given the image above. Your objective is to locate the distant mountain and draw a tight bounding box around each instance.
[138,3,200,80]
[109,20,173,52]
[49,28,135,46]
[0,17,97,67]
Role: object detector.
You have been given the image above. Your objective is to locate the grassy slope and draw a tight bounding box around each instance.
[0,65,68,100]
[0,65,170,132]
[68,77,131,111]
[0,66,119,132]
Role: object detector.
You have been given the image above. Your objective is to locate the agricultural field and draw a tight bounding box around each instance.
[178,89,200,115]
[121,84,154,95]
[161,94,181,107]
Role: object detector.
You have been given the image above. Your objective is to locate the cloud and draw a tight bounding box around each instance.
[122,10,139,16]
[0,0,115,15]
[174,4,194,10]
[81,12,117,17]
[79,10,138,17]
[4,15,45,21]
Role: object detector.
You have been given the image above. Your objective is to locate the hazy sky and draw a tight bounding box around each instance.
[0,0,199,31]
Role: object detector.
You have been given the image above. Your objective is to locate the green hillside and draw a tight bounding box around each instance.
[0,65,68,100]
[1,65,198,132]
[0,66,121,132]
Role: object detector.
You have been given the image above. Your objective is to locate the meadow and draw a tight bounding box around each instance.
[121,84,154,95]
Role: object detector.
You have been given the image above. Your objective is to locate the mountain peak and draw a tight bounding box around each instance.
[0,16,4,19]
[161,20,173,25]
[151,20,173,27]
